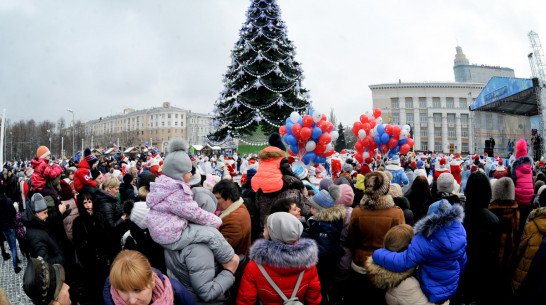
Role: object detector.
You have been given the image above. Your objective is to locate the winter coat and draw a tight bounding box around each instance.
[488,200,519,274]
[219,198,252,257]
[512,155,534,207]
[420,192,461,220]
[365,257,446,305]
[450,163,462,185]
[61,197,79,241]
[146,175,221,245]
[460,169,471,193]
[386,164,409,186]
[119,182,137,203]
[513,235,546,304]
[307,205,345,271]
[348,192,405,270]
[372,204,467,303]
[237,238,322,305]
[338,206,353,272]
[93,190,129,257]
[21,209,65,265]
[0,194,16,231]
[72,208,110,271]
[164,223,235,305]
[103,268,198,305]
[251,147,285,193]
[433,167,450,182]
[126,220,167,273]
[30,157,62,191]
[402,169,414,194]
[74,158,97,192]
[512,207,546,291]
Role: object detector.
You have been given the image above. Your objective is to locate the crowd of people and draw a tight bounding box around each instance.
[1,134,546,305]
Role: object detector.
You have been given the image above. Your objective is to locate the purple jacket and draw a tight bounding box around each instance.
[146,175,221,245]
[512,155,534,207]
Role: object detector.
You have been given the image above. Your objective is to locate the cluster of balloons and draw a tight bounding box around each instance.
[352,108,415,164]
[279,110,338,165]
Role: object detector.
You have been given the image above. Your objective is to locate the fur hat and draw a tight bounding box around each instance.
[437,173,455,193]
[311,184,342,212]
[516,138,528,159]
[388,183,403,198]
[364,171,390,196]
[268,133,286,151]
[427,199,452,216]
[203,174,221,191]
[36,146,50,159]
[267,212,303,244]
[23,257,65,305]
[491,177,515,202]
[319,178,333,191]
[336,184,354,207]
[343,163,353,173]
[162,138,192,181]
[30,193,48,213]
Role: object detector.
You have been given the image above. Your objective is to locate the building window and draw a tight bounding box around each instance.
[461,114,468,125]
[393,113,400,124]
[175,114,178,118]
[434,128,441,137]
[462,128,468,137]
[420,113,428,123]
[462,142,469,152]
[448,129,456,138]
[175,122,178,126]
[168,129,171,133]
[422,141,428,151]
[406,113,414,123]
[180,114,184,119]
[448,114,455,124]
[405,98,413,109]
[391,98,399,109]
[459,98,467,109]
[419,98,427,109]
[435,142,441,152]
[421,128,428,137]
[446,98,454,109]
[162,122,165,126]
[168,114,171,118]
[433,98,441,108]
[433,113,441,124]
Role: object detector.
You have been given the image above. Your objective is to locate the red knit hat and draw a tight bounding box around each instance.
[516,138,528,159]
[498,158,503,165]
[440,158,447,166]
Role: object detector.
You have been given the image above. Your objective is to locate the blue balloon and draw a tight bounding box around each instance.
[374,134,381,146]
[298,118,303,125]
[310,109,315,116]
[391,146,400,154]
[290,145,299,154]
[286,134,297,146]
[388,151,395,158]
[381,133,390,144]
[398,138,408,145]
[286,122,294,133]
[377,124,385,135]
[283,134,290,143]
[286,118,292,124]
[311,127,322,140]
[314,155,321,164]
[303,158,311,165]
[321,157,327,163]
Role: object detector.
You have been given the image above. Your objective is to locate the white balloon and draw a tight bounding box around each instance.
[375,117,383,125]
[402,124,411,132]
[326,143,333,152]
[363,152,370,159]
[290,112,300,124]
[305,141,316,152]
[312,111,322,123]
[369,127,377,137]
[400,130,409,139]
[358,129,366,140]
[330,131,339,141]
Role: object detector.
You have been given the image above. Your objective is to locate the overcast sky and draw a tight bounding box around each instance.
[1,0,545,127]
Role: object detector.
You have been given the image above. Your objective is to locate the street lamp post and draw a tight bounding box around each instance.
[67,108,75,158]
[9,132,12,161]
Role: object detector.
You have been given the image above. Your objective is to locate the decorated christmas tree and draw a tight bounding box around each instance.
[207,0,311,145]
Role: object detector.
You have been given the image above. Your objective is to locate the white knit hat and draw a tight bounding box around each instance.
[130,202,150,230]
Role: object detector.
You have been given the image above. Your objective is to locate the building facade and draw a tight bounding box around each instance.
[453,46,515,83]
[84,102,213,152]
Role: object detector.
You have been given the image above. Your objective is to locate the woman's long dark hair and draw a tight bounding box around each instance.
[405,175,432,219]
[465,171,492,209]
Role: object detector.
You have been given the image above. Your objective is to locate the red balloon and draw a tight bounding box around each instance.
[360,114,369,124]
[365,157,373,164]
[369,140,377,150]
[362,123,371,132]
[353,122,363,131]
[388,137,398,149]
[324,149,335,157]
[373,108,382,118]
[407,133,411,139]
[279,125,287,136]
[314,144,326,155]
[384,124,393,135]
[316,120,327,132]
[321,114,327,121]
[352,127,358,136]
[368,149,376,158]
[393,126,401,138]
[369,120,376,128]
[318,133,332,145]
[362,137,370,148]
[354,153,363,164]
[326,122,334,133]
[400,144,410,154]
[380,144,389,154]
[355,141,363,152]
[300,127,312,140]
[291,123,302,138]
[407,138,415,148]
[302,115,313,127]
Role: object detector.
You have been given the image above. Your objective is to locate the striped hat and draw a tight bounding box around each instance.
[311,184,341,212]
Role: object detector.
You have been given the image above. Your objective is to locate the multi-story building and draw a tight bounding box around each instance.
[369,82,485,154]
[453,46,515,83]
[187,112,215,145]
[84,102,213,152]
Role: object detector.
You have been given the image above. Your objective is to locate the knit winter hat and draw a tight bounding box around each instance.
[427,199,452,216]
[84,148,97,165]
[319,178,333,191]
[390,155,400,165]
[30,193,48,213]
[516,138,528,159]
[203,174,221,191]
[246,168,257,182]
[130,201,150,230]
[336,184,354,207]
[268,133,286,151]
[343,163,353,173]
[383,224,414,252]
[417,160,424,169]
[388,183,403,198]
[36,146,50,159]
[59,180,74,201]
[23,257,65,305]
[437,172,455,193]
[189,168,202,187]
[123,173,133,185]
[267,212,303,244]
[491,177,515,202]
[311,184,342,212]
[364,171,390,195]
[162,138,192,181]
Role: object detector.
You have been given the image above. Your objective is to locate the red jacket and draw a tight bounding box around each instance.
[237,239,321,305]
[30,157,62,191]
[74,158,97,191]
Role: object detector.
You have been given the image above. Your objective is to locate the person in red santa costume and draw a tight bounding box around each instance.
[330,153,342,182]
[224,156,237,178]
[450,154,462,185]
[433,158,450,182]
[494,158,508,179]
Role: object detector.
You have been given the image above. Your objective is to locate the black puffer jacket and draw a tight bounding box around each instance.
[0,194,16,231]
[21,209,65,265]
[72,201,110,268]
[93,190,129,256]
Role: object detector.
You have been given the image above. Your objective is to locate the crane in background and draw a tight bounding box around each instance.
[528,31,546,157]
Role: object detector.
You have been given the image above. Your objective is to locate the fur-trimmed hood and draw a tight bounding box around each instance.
[512,155,533,170]
[365,256,415,289]
[249,238,319,269]
[414,204,465,238]
[529,207,546,221]
[258,146,286,161]
[313,204,346,222]
[360,193,395,210]
[386,164,403,171]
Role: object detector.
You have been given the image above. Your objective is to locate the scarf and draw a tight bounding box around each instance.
[111,272,174,305]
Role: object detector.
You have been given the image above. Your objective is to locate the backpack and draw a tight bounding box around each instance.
[257,264,305,305]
